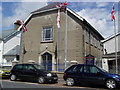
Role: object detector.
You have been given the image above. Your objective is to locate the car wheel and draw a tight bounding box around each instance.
[66,78,75,86]
[10,74,17,81]
[106,79,117,89]
[38,76,45,84]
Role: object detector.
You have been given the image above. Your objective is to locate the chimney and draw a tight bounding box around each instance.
[14,20,21,30]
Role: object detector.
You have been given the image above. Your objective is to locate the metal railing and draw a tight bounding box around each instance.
[40,63,71,72]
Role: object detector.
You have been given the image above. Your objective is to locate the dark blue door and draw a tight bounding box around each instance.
[42,52,52,71]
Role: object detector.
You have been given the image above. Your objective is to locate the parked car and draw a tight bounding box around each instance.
[10,64,58,84]
[0,69,10,78]
[63,64,120,89]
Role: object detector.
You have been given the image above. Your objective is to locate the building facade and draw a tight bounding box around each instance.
[0,29,21,68]
[20,3,104,71]
[0,38,3,66]
[102,32,120,74]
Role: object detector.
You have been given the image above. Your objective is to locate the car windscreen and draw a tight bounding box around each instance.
[97,66,108,73]
[33,64,45,70]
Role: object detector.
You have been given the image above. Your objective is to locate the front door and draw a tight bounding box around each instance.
[42,52,52,71]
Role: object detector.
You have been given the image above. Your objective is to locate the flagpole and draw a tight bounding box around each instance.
[20,30,23,63]
[57,9,60,72]
[114,19,118,74]
[64,3,68,70]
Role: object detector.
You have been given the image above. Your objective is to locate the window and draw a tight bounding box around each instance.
[14,65,23,70]
[67,65,83,73]
[89,66,98,73]
[84,66,99,74]
[94,37,97,47]
[42,27,53,41]
[84,28,89,43]
[90,34,94,45]
[27,65,35,70]
[72,66,83,72]
[84,66,90,73]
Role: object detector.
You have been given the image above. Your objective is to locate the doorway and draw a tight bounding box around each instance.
[41,52,52,71]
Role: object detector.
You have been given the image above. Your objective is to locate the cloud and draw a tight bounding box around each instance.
[2,2,47,30]
[2,0,48,2]
[96,2,109,8]
[77,7,115,38]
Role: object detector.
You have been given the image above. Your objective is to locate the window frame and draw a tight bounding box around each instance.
[42,26,53,42]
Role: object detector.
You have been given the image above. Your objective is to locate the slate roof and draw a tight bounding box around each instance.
[1,30,21,56]
[1,30,20,42]
[102,32,120,43]
[31,2,60,14]
[3,45,20,56]
[2,30,14,39]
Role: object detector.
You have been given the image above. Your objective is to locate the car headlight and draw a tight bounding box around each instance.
[47,73,52,77]
[114,75,120,81]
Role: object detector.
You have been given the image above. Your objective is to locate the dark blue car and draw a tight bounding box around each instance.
[63,64,120,89]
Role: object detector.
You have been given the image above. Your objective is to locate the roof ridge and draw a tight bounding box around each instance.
[31,2,61,14]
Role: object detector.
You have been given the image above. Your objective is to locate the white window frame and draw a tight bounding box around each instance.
[42,27,53,42]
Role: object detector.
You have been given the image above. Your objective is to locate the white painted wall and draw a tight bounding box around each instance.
[1,33,21,67]
[102,58,109,72]
[103,34,119,54]
[4,33,21,55]
[0,40,3,65]
[102,33,120,71]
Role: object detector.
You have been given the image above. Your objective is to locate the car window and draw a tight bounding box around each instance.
[84,66,99,74]
[33,64,45,70]
[14,65,23,70]
[73,66,83,73]
[27,65,35,70]
[66,66,76,73]
[89,66,98,74]
[67,65,83,73]
[84,66,90,73]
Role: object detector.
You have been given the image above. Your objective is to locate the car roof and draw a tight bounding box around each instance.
[15,63,38,66]
[76,64,95,66]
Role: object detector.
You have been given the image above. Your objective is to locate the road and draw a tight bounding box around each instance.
[0,79,112,90]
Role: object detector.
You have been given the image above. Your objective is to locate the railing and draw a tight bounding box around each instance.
[40,63,120,74]
[40,63,71,72]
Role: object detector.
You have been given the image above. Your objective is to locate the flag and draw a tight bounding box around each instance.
[55,2,68,10]
[57,9,60,28]
[60,2,68,7]
[111,4,115,21]
[17,20,27,32]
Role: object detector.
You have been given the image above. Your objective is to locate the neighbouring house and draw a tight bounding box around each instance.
[0,33,3,66]
[0,28,21,68]
[19,2,104,71]
[102,32,120,74]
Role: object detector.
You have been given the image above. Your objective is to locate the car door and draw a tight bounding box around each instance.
[74,65,84,84]
[13,64,24,79]
[66,65,84,83]
[89,66,106,85]
[23,64,37,80]
[83,65,105,85]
